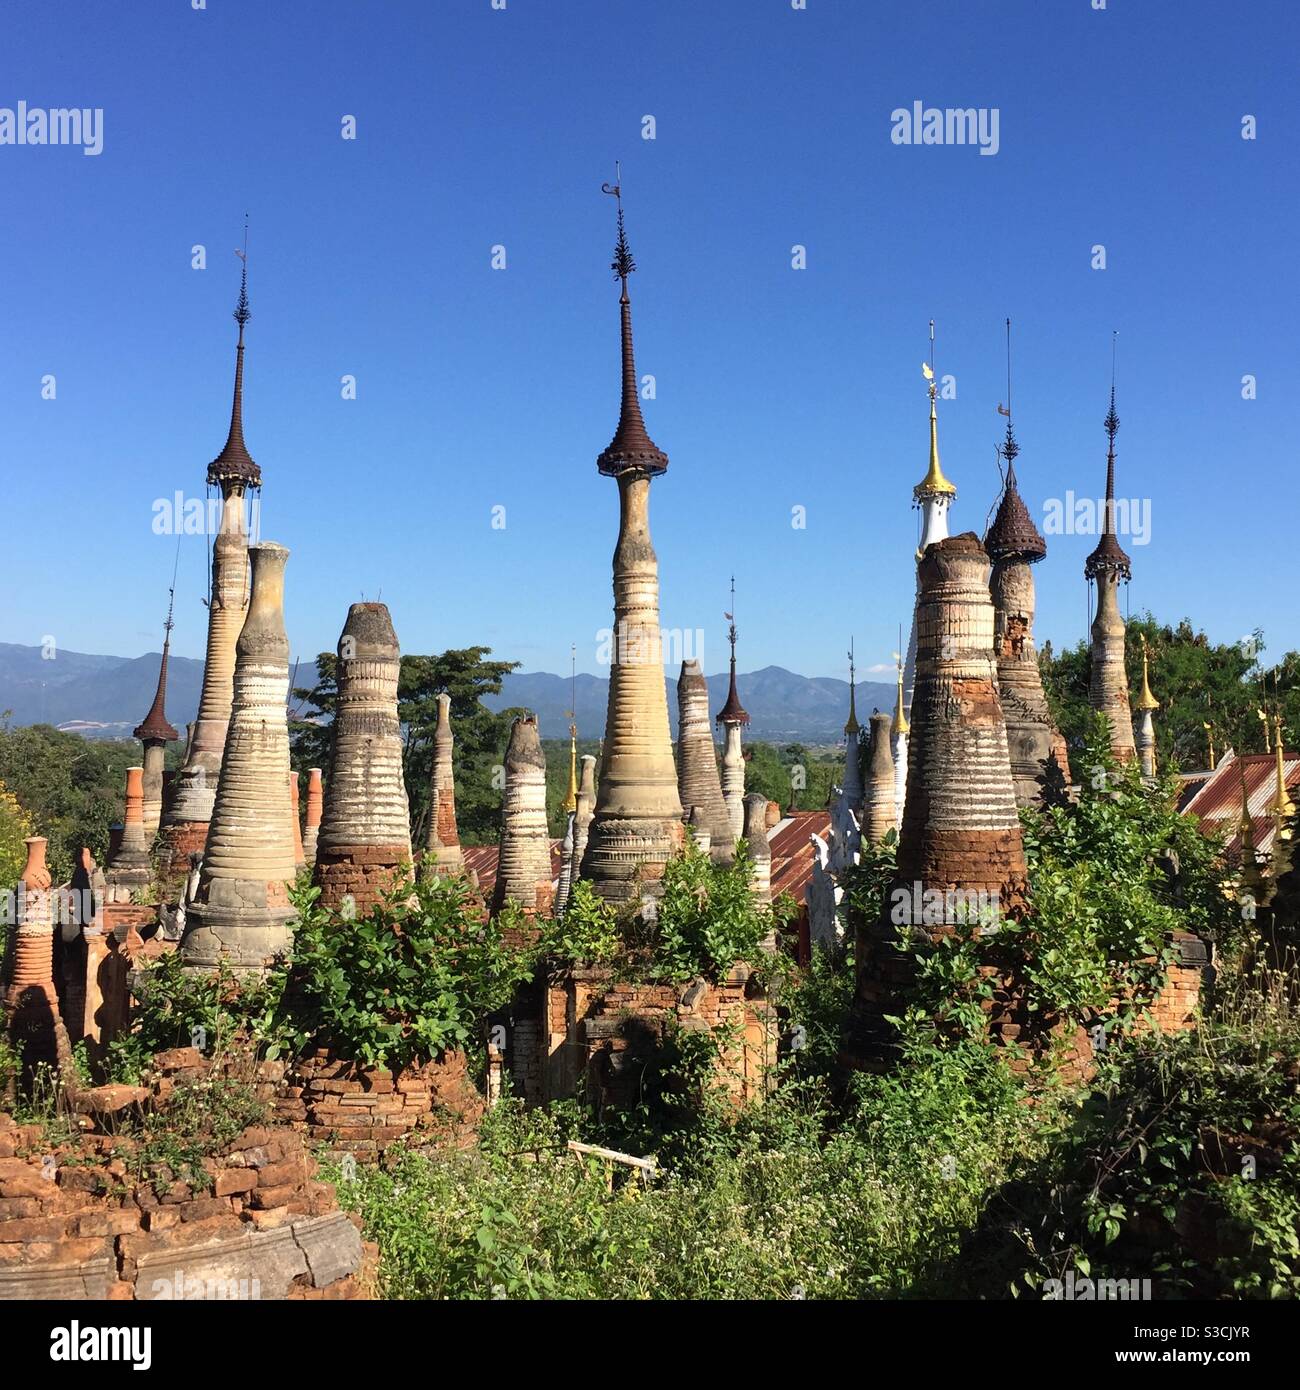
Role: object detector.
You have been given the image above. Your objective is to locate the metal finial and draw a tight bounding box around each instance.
[602,163,635,282]
[233,214,251,330]
[997,317,1018,467]
[1105,330,1119,443]
[725,574,737,652]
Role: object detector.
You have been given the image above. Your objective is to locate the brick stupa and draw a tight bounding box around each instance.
[315,603,413,916]
[491,714,553,918]
[181,542,296,972]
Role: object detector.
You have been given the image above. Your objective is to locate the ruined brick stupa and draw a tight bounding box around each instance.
[581,180,685,902]
[984,389,1070,806]
[677,658,733,862]
[1085,358,1136,765]
[181,542,296,972]
[491,714,553,916]
[163,255,261,875]
[863,710,896,845]
[424,692,464,876]
[856,533,1028,1049]
[898,328,957,827]
[315,602,413,915]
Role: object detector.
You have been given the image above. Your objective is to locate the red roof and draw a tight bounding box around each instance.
[1183,752,1299,861]
[768,810,831,902]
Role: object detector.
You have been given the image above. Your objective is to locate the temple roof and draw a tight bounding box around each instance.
[716,654,749,726]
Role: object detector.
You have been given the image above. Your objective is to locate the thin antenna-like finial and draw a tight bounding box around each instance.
[1105,329,1119,445]
[233,213,251,333]
[602,162,635,283]
[998,317,1018,468]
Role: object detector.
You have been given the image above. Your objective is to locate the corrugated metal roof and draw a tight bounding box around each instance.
[462,840,565,901]
[768,810,832,902]
[1183,752,1299,860]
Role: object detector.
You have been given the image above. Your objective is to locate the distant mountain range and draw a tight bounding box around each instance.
[0,642,893,747]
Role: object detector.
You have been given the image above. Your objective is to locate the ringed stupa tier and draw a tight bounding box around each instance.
[983,375,1070,806]
[315,603,413,915]
[566,753,598,896]
[105,767,152,900]
[134,595,179,835]
[490,714,554,917]
[899,325,956,825]
[554,713,581,917]
[890,653,908,829]
[163,249,261,872]
[424,692,464,875]
[1084,354,1136,764]
[181,542,295,973]
[676,658,733,862]
[3,837,68,1070]
[863,710,896,845]
[742,793,772,906]
[581,178,685,903]
[857,534,1028,1049]
[716,581,750,845]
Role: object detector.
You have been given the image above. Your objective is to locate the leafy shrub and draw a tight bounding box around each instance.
[539,879,621,966]
[647,839,774,983]
[280,874,535,1069]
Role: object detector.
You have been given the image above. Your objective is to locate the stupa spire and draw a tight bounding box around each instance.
[914,320,957,503]
[596,169,667,478]
[716,577,749,844]
[581,172,685,903]
[208,217,262,492]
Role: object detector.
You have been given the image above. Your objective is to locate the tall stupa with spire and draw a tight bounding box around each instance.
[716,578,750,845]
[898,322,957,823]
[134,589,179,835]
[1085,337,1136,764]
[580,174,685,903]
[162,228,262,876]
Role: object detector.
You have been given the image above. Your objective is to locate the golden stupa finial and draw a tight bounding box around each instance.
[914,319,957,501]
[562,644,578,814]
[1135,634,1159,711]
[844,638,860,736]
[1203,720,1217,769]
[1272,712,1295,824]
[891,634,909,736]
[1239,757,1266,896]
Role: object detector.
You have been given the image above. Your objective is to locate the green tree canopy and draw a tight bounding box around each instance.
[290,646,521,846]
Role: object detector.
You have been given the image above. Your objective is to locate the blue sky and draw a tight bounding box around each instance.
[1,0,1295,687]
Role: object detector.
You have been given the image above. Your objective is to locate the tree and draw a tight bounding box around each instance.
[0,723,137,881]
[290,647,521,847]
[0,778,33,888]
[1041,612,1298,771]
[743,741,838,812]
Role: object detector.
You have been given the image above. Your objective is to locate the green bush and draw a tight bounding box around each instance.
[279,874,535,1070]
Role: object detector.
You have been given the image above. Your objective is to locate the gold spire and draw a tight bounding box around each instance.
[562,644,578,813]
[913,322,957,500]
[1239,759,1265,897]
[1204,721,1217,769]
[1272,713,1295,823]
[1135,634,1159,711]
[891,650,909,736]
[844,639,860,736]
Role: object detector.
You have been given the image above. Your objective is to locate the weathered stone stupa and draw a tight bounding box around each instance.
[181,542,296,972]
[716,591,750,845]
[857,534,1028,1048]
[890,656,909,830]
[491,714,553,917]
[553,719,580,917]
[984,404,1070,806]
[863,711,896,845]
[315,603,413,915]
[743,793,772,906]
[163,254,261,874]
[898,329,957,827]
[134,599,179,835]
[302,768,323,866]
[1085,363,1136,764]
[676,658,733,862]
[424,693,464,876]
[581,181,684,902]
[565,753,597,896]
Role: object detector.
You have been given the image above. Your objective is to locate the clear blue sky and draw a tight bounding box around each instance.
[2,0,1295,687]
